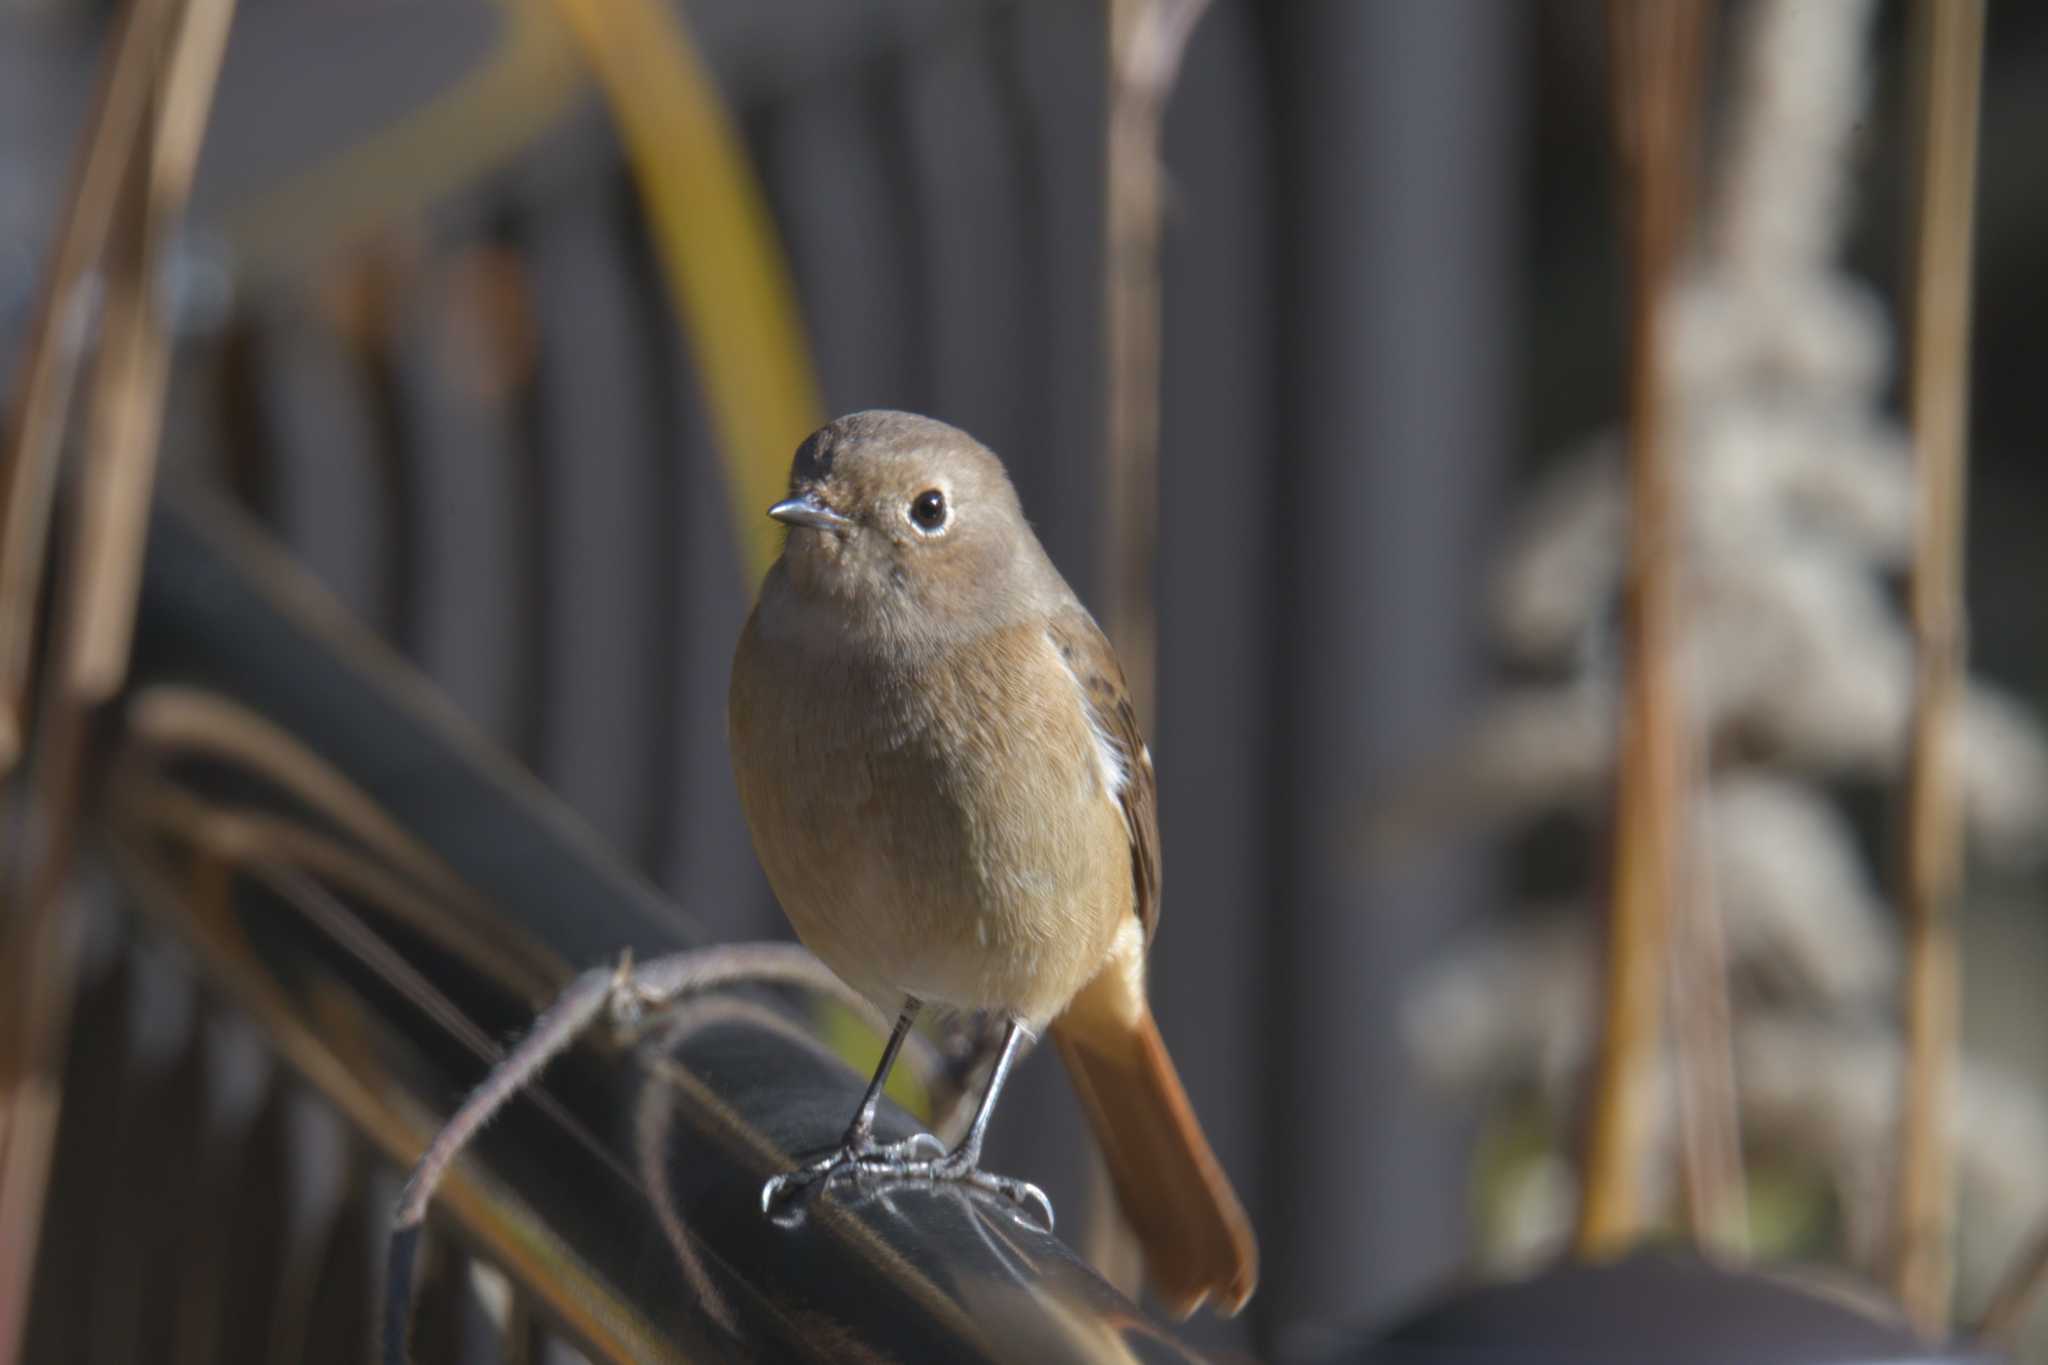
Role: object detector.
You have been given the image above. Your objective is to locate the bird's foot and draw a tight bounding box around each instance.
[759,1131,948,1212]
[878,1150,1056,1233]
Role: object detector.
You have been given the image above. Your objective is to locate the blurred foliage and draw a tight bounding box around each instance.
[1473,1100,1841,1273]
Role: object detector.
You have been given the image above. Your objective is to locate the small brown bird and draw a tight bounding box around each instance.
[728,410,1257,1317]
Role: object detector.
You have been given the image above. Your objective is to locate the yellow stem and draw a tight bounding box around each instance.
[545,0,825,589]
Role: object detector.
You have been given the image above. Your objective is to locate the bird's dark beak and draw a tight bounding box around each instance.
[767,491,853,533]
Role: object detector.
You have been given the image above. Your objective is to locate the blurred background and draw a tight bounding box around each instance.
[4,0,2048,1360]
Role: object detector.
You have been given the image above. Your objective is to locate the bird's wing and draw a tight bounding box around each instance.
[1047,609,1160,945]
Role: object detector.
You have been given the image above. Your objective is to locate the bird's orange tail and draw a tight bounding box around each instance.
[1052,974,1258,1318]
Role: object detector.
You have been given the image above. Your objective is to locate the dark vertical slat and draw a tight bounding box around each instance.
[861,50,939,415]
[128,1010,214,1363]
[215,1082,296,1362]
[82,947,201,1365]
[174,1007,278,1365]
[1269,0,1520,1341]
[393,243,538,757]
[637,193,778,942]
[663,401,774,942]
[294,1152,374,1365]
[265,1086,356,1362]
[757,74,922,415]
[248,296,398,635]
[526,169,667,864]
[896,22,1036,473]
[20,939,132,1365]
[1146,2,1277,1352]
[1004,0,1105,589]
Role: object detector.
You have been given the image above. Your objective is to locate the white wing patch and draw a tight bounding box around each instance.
[1049,629,1128,802]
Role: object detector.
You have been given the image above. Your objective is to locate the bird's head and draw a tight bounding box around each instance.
[766,410,1055,642]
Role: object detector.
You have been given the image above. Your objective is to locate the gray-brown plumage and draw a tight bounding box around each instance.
[729,410,1256,1317]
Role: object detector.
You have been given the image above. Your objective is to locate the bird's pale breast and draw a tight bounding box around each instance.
[730,605,1132,1025]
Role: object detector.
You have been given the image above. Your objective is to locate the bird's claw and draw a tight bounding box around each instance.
[759,1131,952,1213]
[877,1153,1056,1233]
[760,1162,823,1214]
[760,1137,1054,1233]
[955,1170,1055,1232]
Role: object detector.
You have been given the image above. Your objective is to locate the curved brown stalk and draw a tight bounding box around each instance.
[0,0,168,771]
[0,3,237,1357]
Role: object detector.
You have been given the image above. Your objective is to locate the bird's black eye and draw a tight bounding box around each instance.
[909,488,947,532]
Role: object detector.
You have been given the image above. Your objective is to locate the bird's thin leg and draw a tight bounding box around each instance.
[936,1015,1029,1174]
[844,999,949,1163]
[760,997,943,1210]
[841,997,922,1152]
[880,1017,1053,1231]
